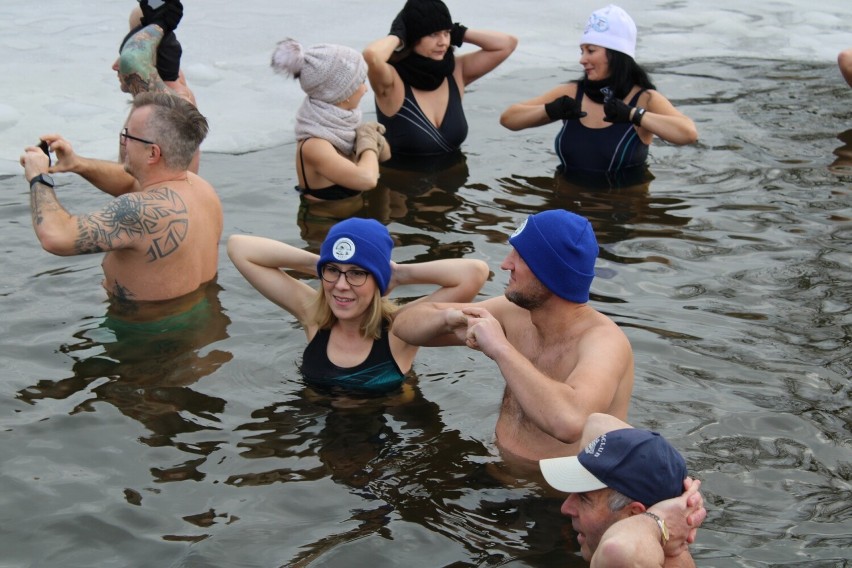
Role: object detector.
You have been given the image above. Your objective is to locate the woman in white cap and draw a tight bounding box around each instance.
[500,5,697,182]
[272,39,391,202]
[227,218,488,395]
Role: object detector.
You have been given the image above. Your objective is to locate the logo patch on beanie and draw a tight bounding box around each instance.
[332,238,356,261]
[511,218,528,238]
[587,13,609,33]
[584,434,607,458]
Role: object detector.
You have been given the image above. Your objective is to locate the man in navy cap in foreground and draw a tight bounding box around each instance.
[540,412,705,567]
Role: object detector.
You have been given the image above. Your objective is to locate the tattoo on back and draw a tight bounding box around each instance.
[76,187,189,260]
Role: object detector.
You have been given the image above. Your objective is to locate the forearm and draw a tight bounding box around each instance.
[461,29,517,53]
[30,183,78,255]
[392,303,463,346]
[72,157,139,196]
[490,346,585,443]
[350,152,381,189]
[500,103,552,131]
[227,235,318,275]
[638,111,698,145]
[394,259,487,296]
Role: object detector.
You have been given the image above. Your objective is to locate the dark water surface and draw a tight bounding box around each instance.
[1,58,850,567]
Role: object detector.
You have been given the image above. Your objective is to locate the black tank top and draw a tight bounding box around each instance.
[300,324,406,394]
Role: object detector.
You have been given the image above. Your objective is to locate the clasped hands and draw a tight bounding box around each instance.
[444,306,507,357]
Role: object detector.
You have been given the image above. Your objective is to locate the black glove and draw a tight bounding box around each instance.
[451,23,468,47]
[156,32,182,82]
[544,95,587,121]
[603,96,633,124]
[139,0,184,34]
[389,9,407,47]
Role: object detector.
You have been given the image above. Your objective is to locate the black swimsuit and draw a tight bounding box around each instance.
[377,79,468,157]
[300,324,407,394]
[294,141,361,201]
[555,89,649,175]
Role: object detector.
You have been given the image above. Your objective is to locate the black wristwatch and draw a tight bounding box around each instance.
[29,173,55,189]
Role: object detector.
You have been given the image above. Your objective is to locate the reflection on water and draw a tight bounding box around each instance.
[17,282,232,450]
[229,381,574,567]
[830,128,852,174]
[1,56,851,567]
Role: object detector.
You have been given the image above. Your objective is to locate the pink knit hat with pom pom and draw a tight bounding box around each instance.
[271,39,367,105]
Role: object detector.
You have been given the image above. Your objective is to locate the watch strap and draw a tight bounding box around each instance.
[29,173,54,189]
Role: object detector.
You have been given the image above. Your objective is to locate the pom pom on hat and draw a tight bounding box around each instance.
[317,218,394,295]
[271,38,367,105]
[508,210,598,303]
[402,0,453,42]
[580,4,637,59]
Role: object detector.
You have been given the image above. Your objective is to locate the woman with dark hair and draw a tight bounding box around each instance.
[501,5,697,180]
[363,0,516,160]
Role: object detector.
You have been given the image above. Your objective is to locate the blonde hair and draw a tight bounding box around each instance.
[309,288,399,340]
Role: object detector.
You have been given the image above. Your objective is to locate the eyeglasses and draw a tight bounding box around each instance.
[120,128,156,146]
[321,265,369,287]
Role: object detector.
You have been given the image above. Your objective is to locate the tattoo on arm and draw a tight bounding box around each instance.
[119,26,169,95]
[30,183,65,227]
[75,187,189,258]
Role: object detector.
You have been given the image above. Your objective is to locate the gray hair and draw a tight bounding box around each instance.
[131,92,208,170]
[607,488,634,512]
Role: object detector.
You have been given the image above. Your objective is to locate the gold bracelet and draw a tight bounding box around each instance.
[643,511,669,547]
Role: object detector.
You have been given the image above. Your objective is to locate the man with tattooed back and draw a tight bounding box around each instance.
[20,93,222,303]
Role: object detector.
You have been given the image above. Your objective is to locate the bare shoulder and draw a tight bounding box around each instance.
[577,308,632,351]
[480,295,530,326]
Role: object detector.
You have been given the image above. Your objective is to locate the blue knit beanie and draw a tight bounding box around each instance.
[317,218,394,295]
[508,210,598,303]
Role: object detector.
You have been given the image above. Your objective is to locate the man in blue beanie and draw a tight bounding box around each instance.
[540,413,704,567]
[393,209,634,465]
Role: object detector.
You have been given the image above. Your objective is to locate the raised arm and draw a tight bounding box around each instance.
[22,146,182,257]
[226,235,318,329]
[455,28,518,86]
[591,479,704,568]
[363,35,403,111]
[40,134,139,196]
[388,258,489,304]
[118,24,171,96]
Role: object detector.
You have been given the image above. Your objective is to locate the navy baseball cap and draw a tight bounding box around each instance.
[540,417,687,507]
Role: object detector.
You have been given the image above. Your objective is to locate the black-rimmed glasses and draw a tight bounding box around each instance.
[120,128,156,146]
[321,265,369,287]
